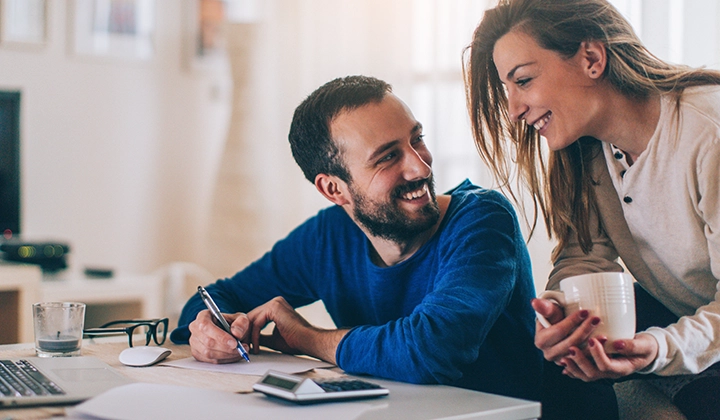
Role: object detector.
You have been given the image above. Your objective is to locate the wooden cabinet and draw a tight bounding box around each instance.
[0,262,41,344]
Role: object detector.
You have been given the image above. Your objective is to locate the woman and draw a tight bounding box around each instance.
[464,0,720,419]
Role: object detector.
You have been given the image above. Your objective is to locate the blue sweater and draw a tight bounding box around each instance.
[171,180,541,400]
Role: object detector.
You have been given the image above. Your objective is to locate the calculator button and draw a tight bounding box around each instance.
[317,383,343,392]
[315,379,382,392]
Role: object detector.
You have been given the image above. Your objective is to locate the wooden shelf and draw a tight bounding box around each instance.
[41,270,164,328]
[0,263,164,344]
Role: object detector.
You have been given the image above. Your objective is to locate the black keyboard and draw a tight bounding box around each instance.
[0,360,65,397]
[315,379,385,393]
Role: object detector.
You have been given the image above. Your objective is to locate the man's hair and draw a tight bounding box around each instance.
[289,75,392,183]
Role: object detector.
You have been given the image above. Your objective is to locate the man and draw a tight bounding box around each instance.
[170,75,541,400]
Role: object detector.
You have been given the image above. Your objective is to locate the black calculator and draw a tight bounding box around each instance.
[253,370,389,404]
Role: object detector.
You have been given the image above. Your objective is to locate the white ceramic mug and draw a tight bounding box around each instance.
[536,272,636,353]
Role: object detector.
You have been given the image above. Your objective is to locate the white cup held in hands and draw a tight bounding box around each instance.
[536,272,636,353]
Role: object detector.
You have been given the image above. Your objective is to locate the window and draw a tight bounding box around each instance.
[409,0,494,193]
[610,0,719,68]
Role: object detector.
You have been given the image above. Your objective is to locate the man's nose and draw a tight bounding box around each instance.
[403,148,432,180]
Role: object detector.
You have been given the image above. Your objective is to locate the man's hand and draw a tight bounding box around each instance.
[188,309,251,364]
[531,297,602,362]
[247,296,348,364]
[559,333,659,381]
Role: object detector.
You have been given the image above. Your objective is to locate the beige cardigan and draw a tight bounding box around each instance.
[547,87,720,375]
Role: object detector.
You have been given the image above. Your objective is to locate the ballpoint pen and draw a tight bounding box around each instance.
[197,285,250,362]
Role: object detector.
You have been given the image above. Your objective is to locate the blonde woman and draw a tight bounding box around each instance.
[464,0,720,419]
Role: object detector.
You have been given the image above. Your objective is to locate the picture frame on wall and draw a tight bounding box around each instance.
[183,0,228,71]
[70,0,155,60]
[0,0,48,48]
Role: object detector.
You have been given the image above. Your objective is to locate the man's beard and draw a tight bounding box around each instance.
[350,176,441,244]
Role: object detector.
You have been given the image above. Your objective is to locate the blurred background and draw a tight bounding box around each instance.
[1,0,719,296]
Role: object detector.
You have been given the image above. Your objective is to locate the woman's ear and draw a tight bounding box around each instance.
[315,174,350,206]
[580,40,607,79]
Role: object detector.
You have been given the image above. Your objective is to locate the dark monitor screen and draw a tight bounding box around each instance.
[261,375,299,390]
[0,91,21,239]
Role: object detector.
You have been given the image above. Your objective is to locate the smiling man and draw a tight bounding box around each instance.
[170,75,542,401]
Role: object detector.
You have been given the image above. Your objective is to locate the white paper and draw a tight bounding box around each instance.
[67,383,375,420]
[161,352,333,376]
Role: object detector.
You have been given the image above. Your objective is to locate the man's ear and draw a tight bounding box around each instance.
[315,174,350,206]
[580,40,607,79]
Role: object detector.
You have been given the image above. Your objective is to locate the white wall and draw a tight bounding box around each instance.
[0,1,231,274]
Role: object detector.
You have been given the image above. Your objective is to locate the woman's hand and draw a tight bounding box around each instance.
[559,333,659,381]
[532,298,603,362]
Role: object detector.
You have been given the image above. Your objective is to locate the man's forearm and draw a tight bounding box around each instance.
[301,328,350,365]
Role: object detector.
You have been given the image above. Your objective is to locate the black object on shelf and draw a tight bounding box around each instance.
[0,240,70,272]
[84,267,114,279]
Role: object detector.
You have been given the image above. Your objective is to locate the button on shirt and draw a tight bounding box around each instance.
[608,144,633,204]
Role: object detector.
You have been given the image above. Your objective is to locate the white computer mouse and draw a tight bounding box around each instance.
[119,346,172,367]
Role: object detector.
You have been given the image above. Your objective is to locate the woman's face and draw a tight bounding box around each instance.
[492,30,601,151]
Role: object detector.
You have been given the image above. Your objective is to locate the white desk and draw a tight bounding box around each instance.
[336,378,540,420]
[0,340,541,420]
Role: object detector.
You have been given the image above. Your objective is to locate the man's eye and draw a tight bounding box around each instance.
[378,152,396,163]
[412,134,425,145]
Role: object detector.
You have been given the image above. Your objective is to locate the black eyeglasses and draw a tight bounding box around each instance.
[84,318,168,347]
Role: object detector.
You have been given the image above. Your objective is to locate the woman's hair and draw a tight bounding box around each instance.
[463,0,720,260]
